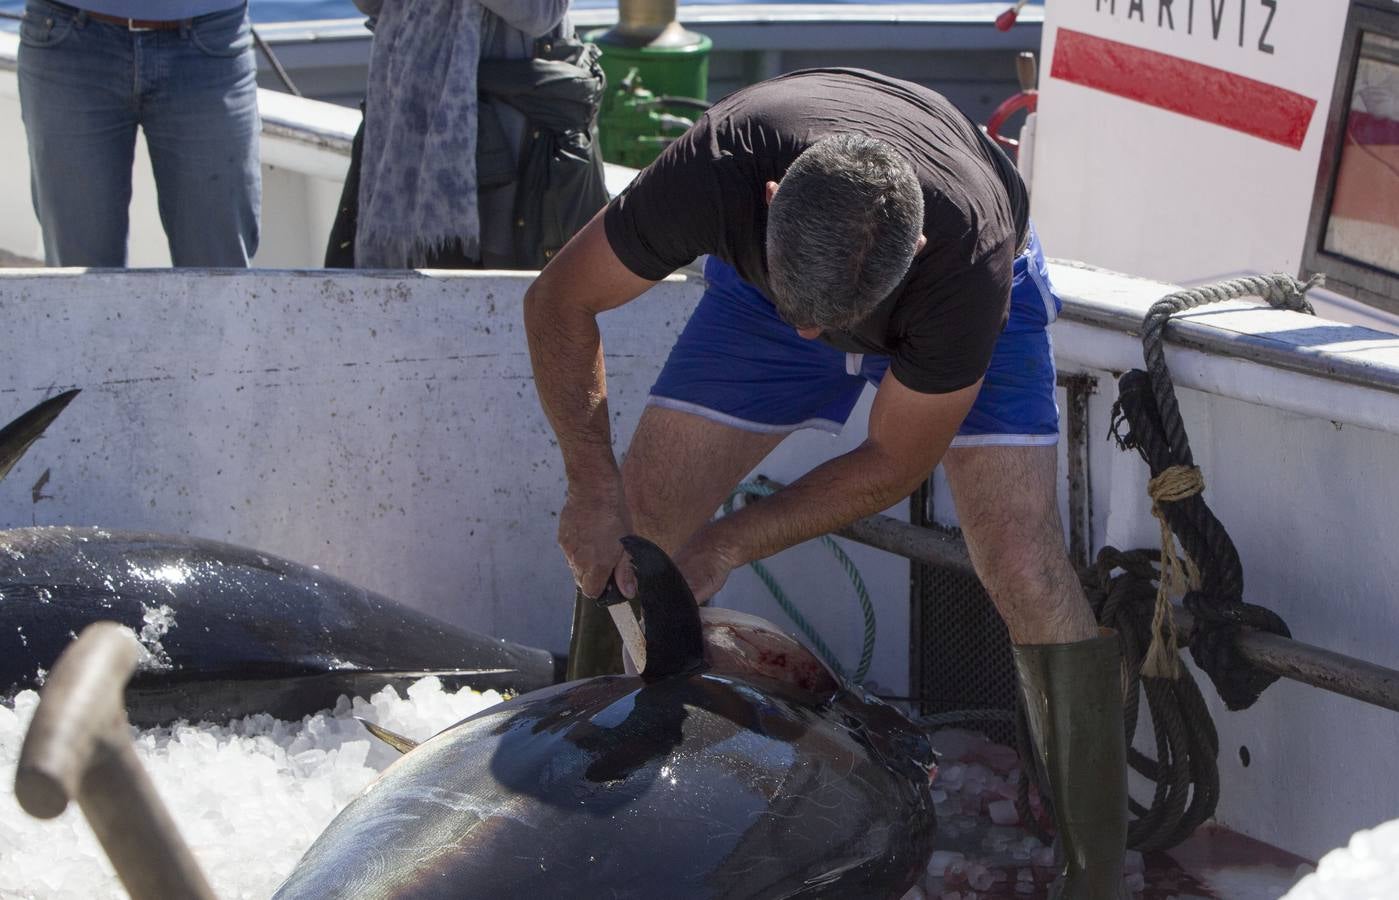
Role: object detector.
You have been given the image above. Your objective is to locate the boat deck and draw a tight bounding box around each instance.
[921,728,1312,900]
[923,821,1311,899]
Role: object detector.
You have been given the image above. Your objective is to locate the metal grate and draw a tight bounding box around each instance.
[908,485,1018,745]
[906,374,1098,744]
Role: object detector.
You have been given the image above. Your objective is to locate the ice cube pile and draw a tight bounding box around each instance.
[1282,816,1399,900]
[0,677,503,899]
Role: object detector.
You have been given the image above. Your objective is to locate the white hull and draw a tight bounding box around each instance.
[2,261,1398,862]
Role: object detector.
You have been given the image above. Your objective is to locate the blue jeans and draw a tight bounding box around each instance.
[17,0,260,267]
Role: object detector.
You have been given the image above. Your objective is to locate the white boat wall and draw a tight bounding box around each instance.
[3,260,1399,865]
[0,267,917,694]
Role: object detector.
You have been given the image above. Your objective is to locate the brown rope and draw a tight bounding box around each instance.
[1143,465,1204,678]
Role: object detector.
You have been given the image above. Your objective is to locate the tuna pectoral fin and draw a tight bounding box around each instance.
[618,535,705,682]
[354,718,419,754]
[0,389,79,482]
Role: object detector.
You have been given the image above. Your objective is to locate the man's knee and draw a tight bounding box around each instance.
[942,446,1094,640]
[956,482,1067,570]
[972,517,1072,593]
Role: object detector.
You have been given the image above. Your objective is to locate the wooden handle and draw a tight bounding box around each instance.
[15,621,140,818]
[14,621,217,900]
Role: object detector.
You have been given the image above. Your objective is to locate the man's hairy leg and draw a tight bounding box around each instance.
[943,443,1097,645]
[570,405,782,678]
[621,406,787,562]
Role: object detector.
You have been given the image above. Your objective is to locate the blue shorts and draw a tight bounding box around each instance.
[648,225,1063,447]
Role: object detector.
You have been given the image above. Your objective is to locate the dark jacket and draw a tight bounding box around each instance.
[324,30,606,270]
[476,35,608,269]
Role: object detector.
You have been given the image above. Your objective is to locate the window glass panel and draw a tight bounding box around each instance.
[1323,32,1399,274]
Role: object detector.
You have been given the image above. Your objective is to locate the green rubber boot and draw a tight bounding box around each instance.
[564,587,625,680]
[1013,630,1130,900]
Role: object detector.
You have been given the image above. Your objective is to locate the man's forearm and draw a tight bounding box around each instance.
[523,286,619,486]
[700,441,933,568]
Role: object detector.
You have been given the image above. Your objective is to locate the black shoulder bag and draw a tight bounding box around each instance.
[476,29,610,269]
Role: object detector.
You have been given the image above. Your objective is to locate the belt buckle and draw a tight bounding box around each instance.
[126,18,154,32]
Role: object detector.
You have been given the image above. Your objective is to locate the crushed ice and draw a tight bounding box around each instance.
[0,676,503,899]
[1283,817,1399,900]
[135,604,177,670]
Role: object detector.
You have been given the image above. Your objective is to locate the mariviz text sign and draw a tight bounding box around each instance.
[1053,1,1316,148]
[1091,0,1280,55]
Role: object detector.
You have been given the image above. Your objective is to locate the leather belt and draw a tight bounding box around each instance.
[86,10,187,31]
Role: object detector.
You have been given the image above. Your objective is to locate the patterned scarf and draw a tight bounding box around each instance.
[356,0,484,268]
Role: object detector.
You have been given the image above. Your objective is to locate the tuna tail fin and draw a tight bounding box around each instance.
[354,717,419,755]
[0,389,79,483]
[619,535,705,682]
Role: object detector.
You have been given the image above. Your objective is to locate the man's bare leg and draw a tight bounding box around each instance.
[942,443,1096,644]
[567,405,785,679]
[943,442,1127,899]
[621,406,787,557]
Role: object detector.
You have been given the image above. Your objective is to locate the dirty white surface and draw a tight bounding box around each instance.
[0,270,693,663]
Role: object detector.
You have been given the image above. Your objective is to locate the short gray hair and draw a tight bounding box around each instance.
[766,134,924,330]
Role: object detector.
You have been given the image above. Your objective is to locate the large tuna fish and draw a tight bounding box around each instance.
[0,393,559,725]
[0,526,561,725]
[274,535,938,899]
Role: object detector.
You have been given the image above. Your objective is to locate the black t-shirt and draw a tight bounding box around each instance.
[604,68,1030,394]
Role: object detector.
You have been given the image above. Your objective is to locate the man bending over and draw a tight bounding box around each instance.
[523,68,1127,899]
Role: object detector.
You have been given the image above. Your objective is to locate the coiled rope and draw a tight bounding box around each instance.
[1027,271,1320,851]
[1114,272,1318,709]
[1086,547,1221,850]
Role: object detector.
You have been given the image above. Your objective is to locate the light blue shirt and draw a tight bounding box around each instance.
[74,1,246,19]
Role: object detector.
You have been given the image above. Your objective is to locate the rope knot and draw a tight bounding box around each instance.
[1143,465,1205,678]
[1268,272,1323,316]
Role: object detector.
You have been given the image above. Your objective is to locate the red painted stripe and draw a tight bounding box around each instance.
[1050,28,1316,150]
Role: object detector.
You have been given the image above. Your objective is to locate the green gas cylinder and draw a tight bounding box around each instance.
[587,0,711,168]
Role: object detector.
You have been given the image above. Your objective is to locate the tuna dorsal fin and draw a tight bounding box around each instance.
[0,390,79,483]
[619,535,705,682]
[355,717,419,754]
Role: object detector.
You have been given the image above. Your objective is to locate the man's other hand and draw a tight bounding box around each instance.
[674,534,738,605]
